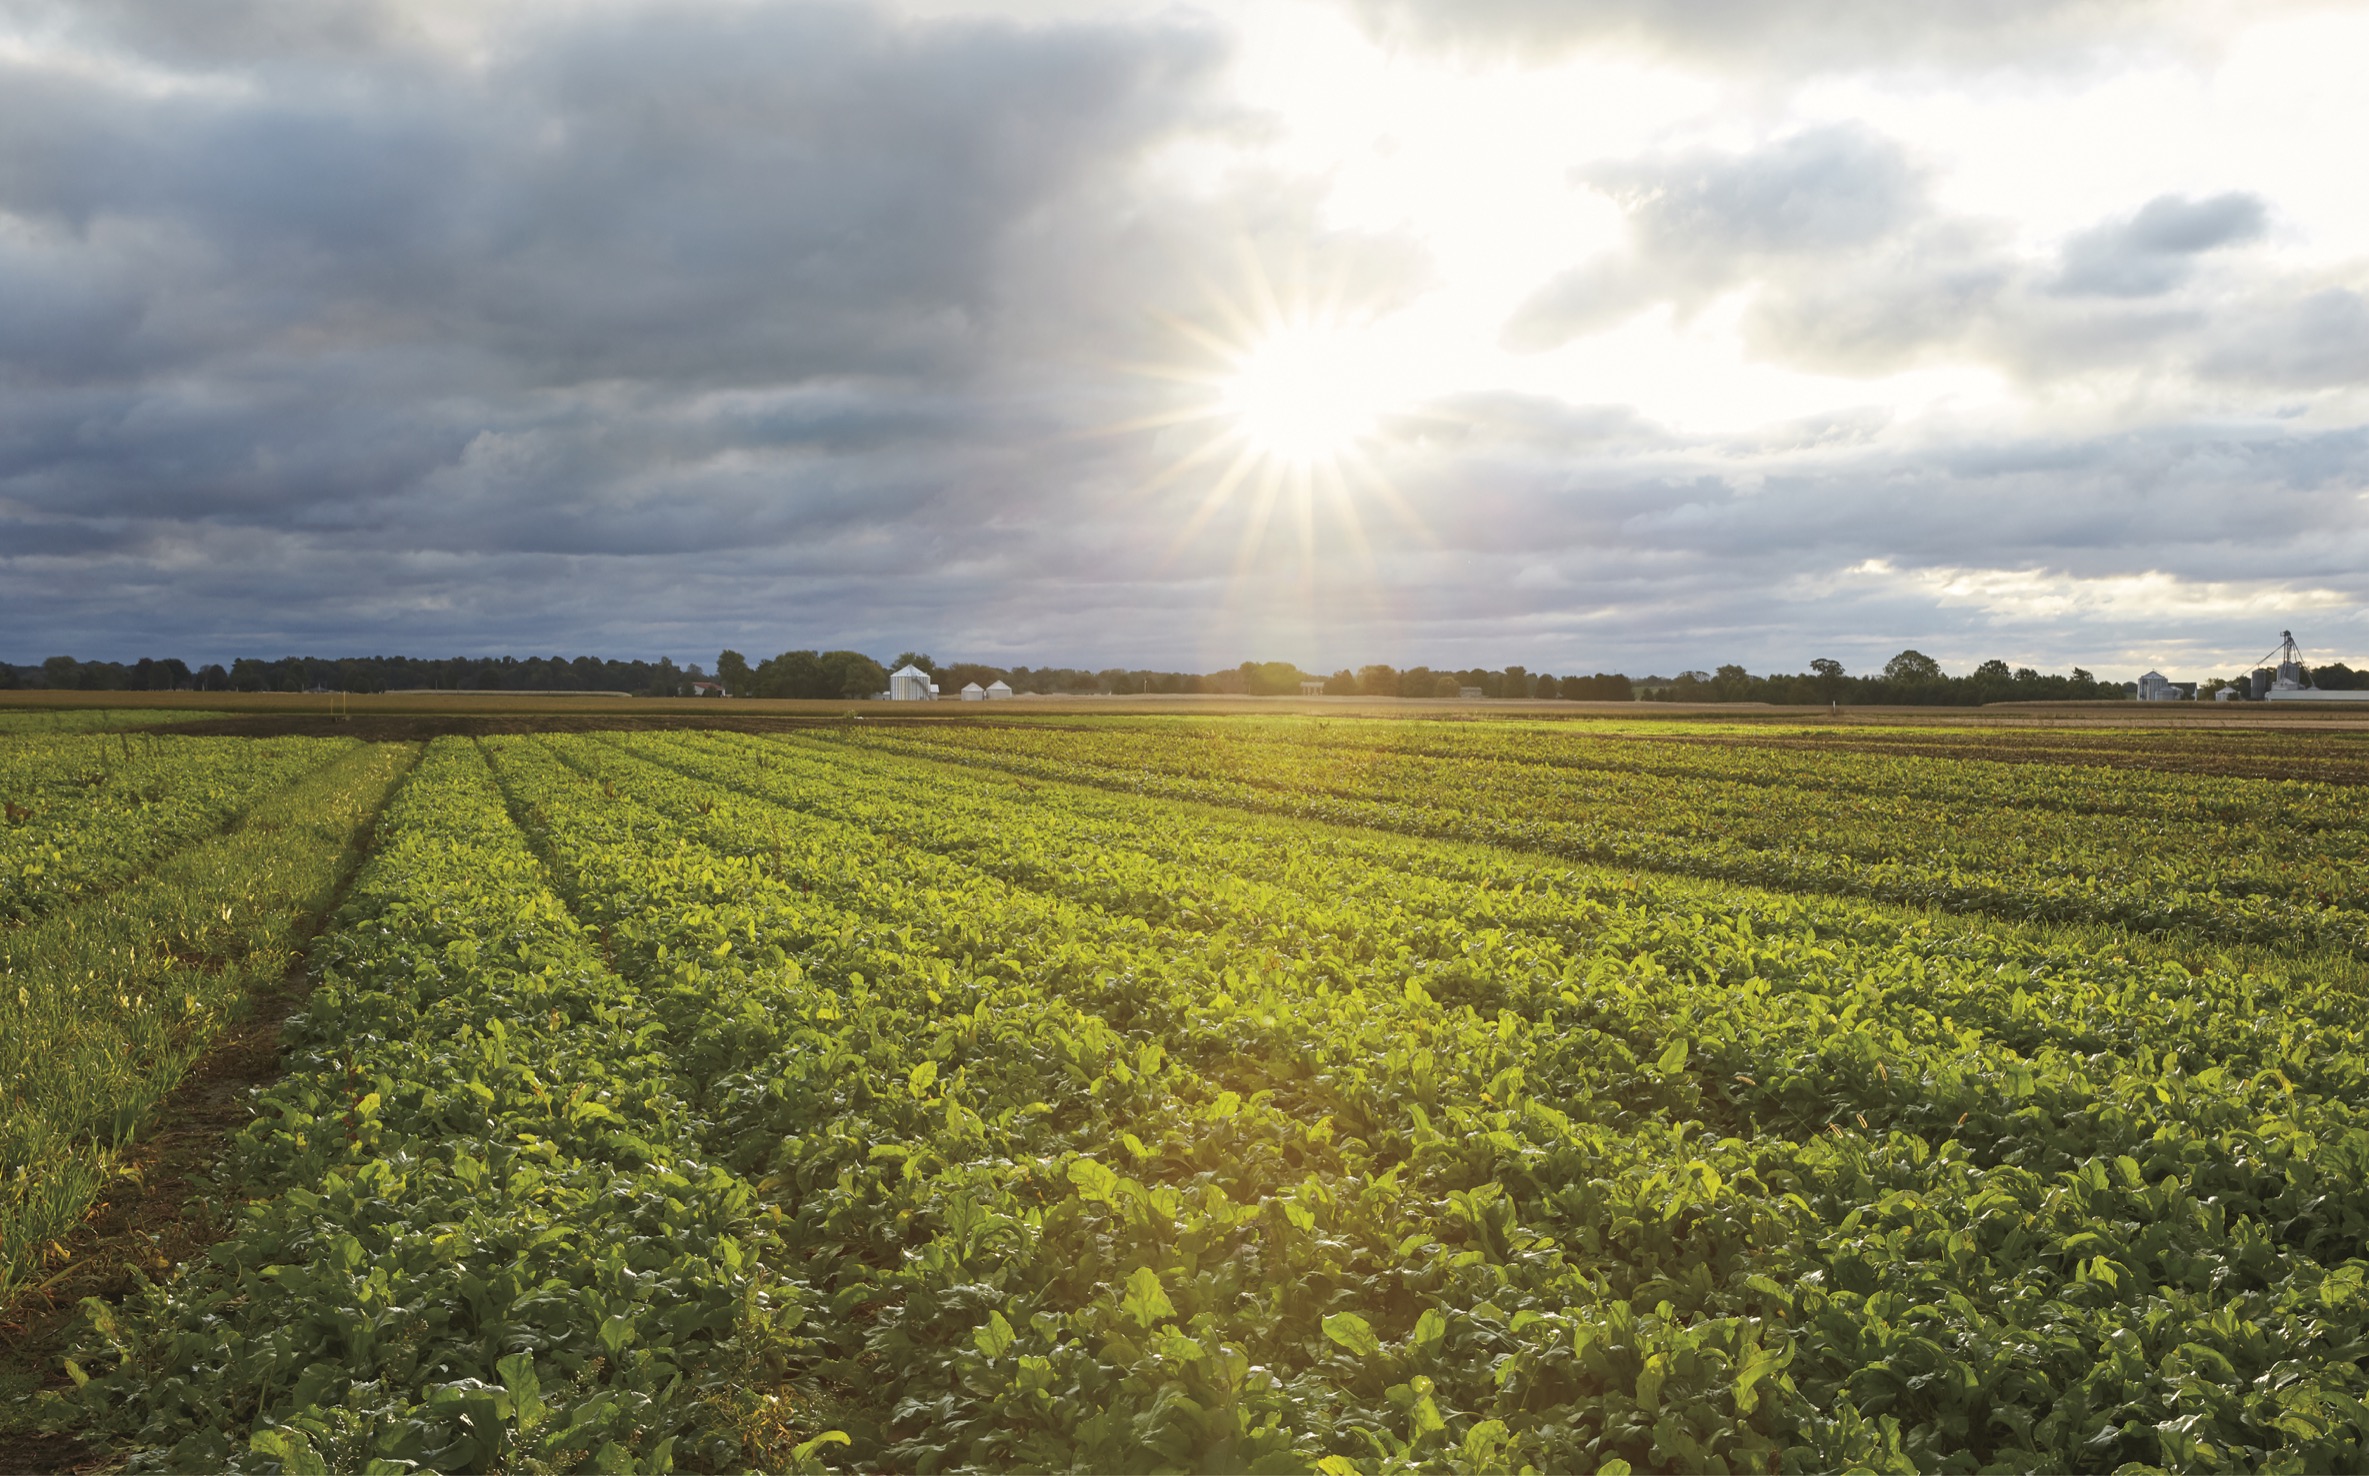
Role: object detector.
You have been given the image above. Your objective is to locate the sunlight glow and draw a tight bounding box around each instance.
[1221,327,1386,463]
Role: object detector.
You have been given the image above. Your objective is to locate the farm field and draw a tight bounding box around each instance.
[11,715,2369,1473]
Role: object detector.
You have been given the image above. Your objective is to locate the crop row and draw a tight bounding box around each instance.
[72,730,2369,1471]
[0,735,345,926]
[1,741,411,1299]
[65,740,788,1472]
[823,721,2369,954]
[579,731,2369,1471]
[972,717,2367,832]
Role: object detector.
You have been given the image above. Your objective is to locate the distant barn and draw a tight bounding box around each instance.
[889,664,936,701]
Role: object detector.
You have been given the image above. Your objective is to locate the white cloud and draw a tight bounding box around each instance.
[1845,558,2352,623]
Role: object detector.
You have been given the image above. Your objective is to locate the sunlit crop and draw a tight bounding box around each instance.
[34,720,2369,1473]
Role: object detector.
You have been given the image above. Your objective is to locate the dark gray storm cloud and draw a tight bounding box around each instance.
[0,0,1262,654]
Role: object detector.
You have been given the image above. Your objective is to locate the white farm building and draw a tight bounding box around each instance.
[888,664,937,701]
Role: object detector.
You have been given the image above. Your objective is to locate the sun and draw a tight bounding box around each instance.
[1071,250,1441,587]
[1219,325,1386,465]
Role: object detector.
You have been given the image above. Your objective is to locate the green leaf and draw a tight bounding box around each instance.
[497,1351,545,1434]
[1734,1345,1782,1414]
[1656,1037,1689,1073]
[1635,1353,1667,1413]
[1323,1311,1382,1358]
[1463,1418,1509,1466]
[975,1309,1016,1358]
[907,1059,938,1097]
[1122,1266,1176,1328]
[1413,1308,1446,1348]
[793,1430,852,1459]
[251,1427,330,1476]
[1409,1391,1446,1440]
[1067,1157,1119,1203]
[1314,1458,1362,1476]
[598,1314,633,1359]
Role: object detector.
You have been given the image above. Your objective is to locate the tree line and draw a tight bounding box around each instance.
[1643,652,2127,705]
[1,654,714,695]
[2,647,2142,705]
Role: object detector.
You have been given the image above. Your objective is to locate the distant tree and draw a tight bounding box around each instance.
[819,651,889,699]
[1240,661,1305,697]
[891,652,936,674]
[714,650,752,695]
[1432,674,1463,698]
[1503,665,1529,698]
[0,664,17,690]
[1884,650,1943,683]
[753,649,821,698]
[1810,658,1845,704]
[40,655,78,689]
[1324,669,1359,696]
[1356,665,1399,697]
[1973,659,2011,680]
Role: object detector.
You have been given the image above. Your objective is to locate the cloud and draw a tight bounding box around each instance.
[1505,125,1928,350]
[2199,287,2369,389]
[1843,558,2350,623]
[1340,0,2252,73]
[1504,132,2317,395]
[2053,192,2266,297]
[0,1,1247,546]
[4,0,2369,678]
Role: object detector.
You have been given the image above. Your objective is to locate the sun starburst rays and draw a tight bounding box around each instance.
[1076,253,1438,600]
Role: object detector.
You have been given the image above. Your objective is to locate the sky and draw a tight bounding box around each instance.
[5,0,2369,680]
